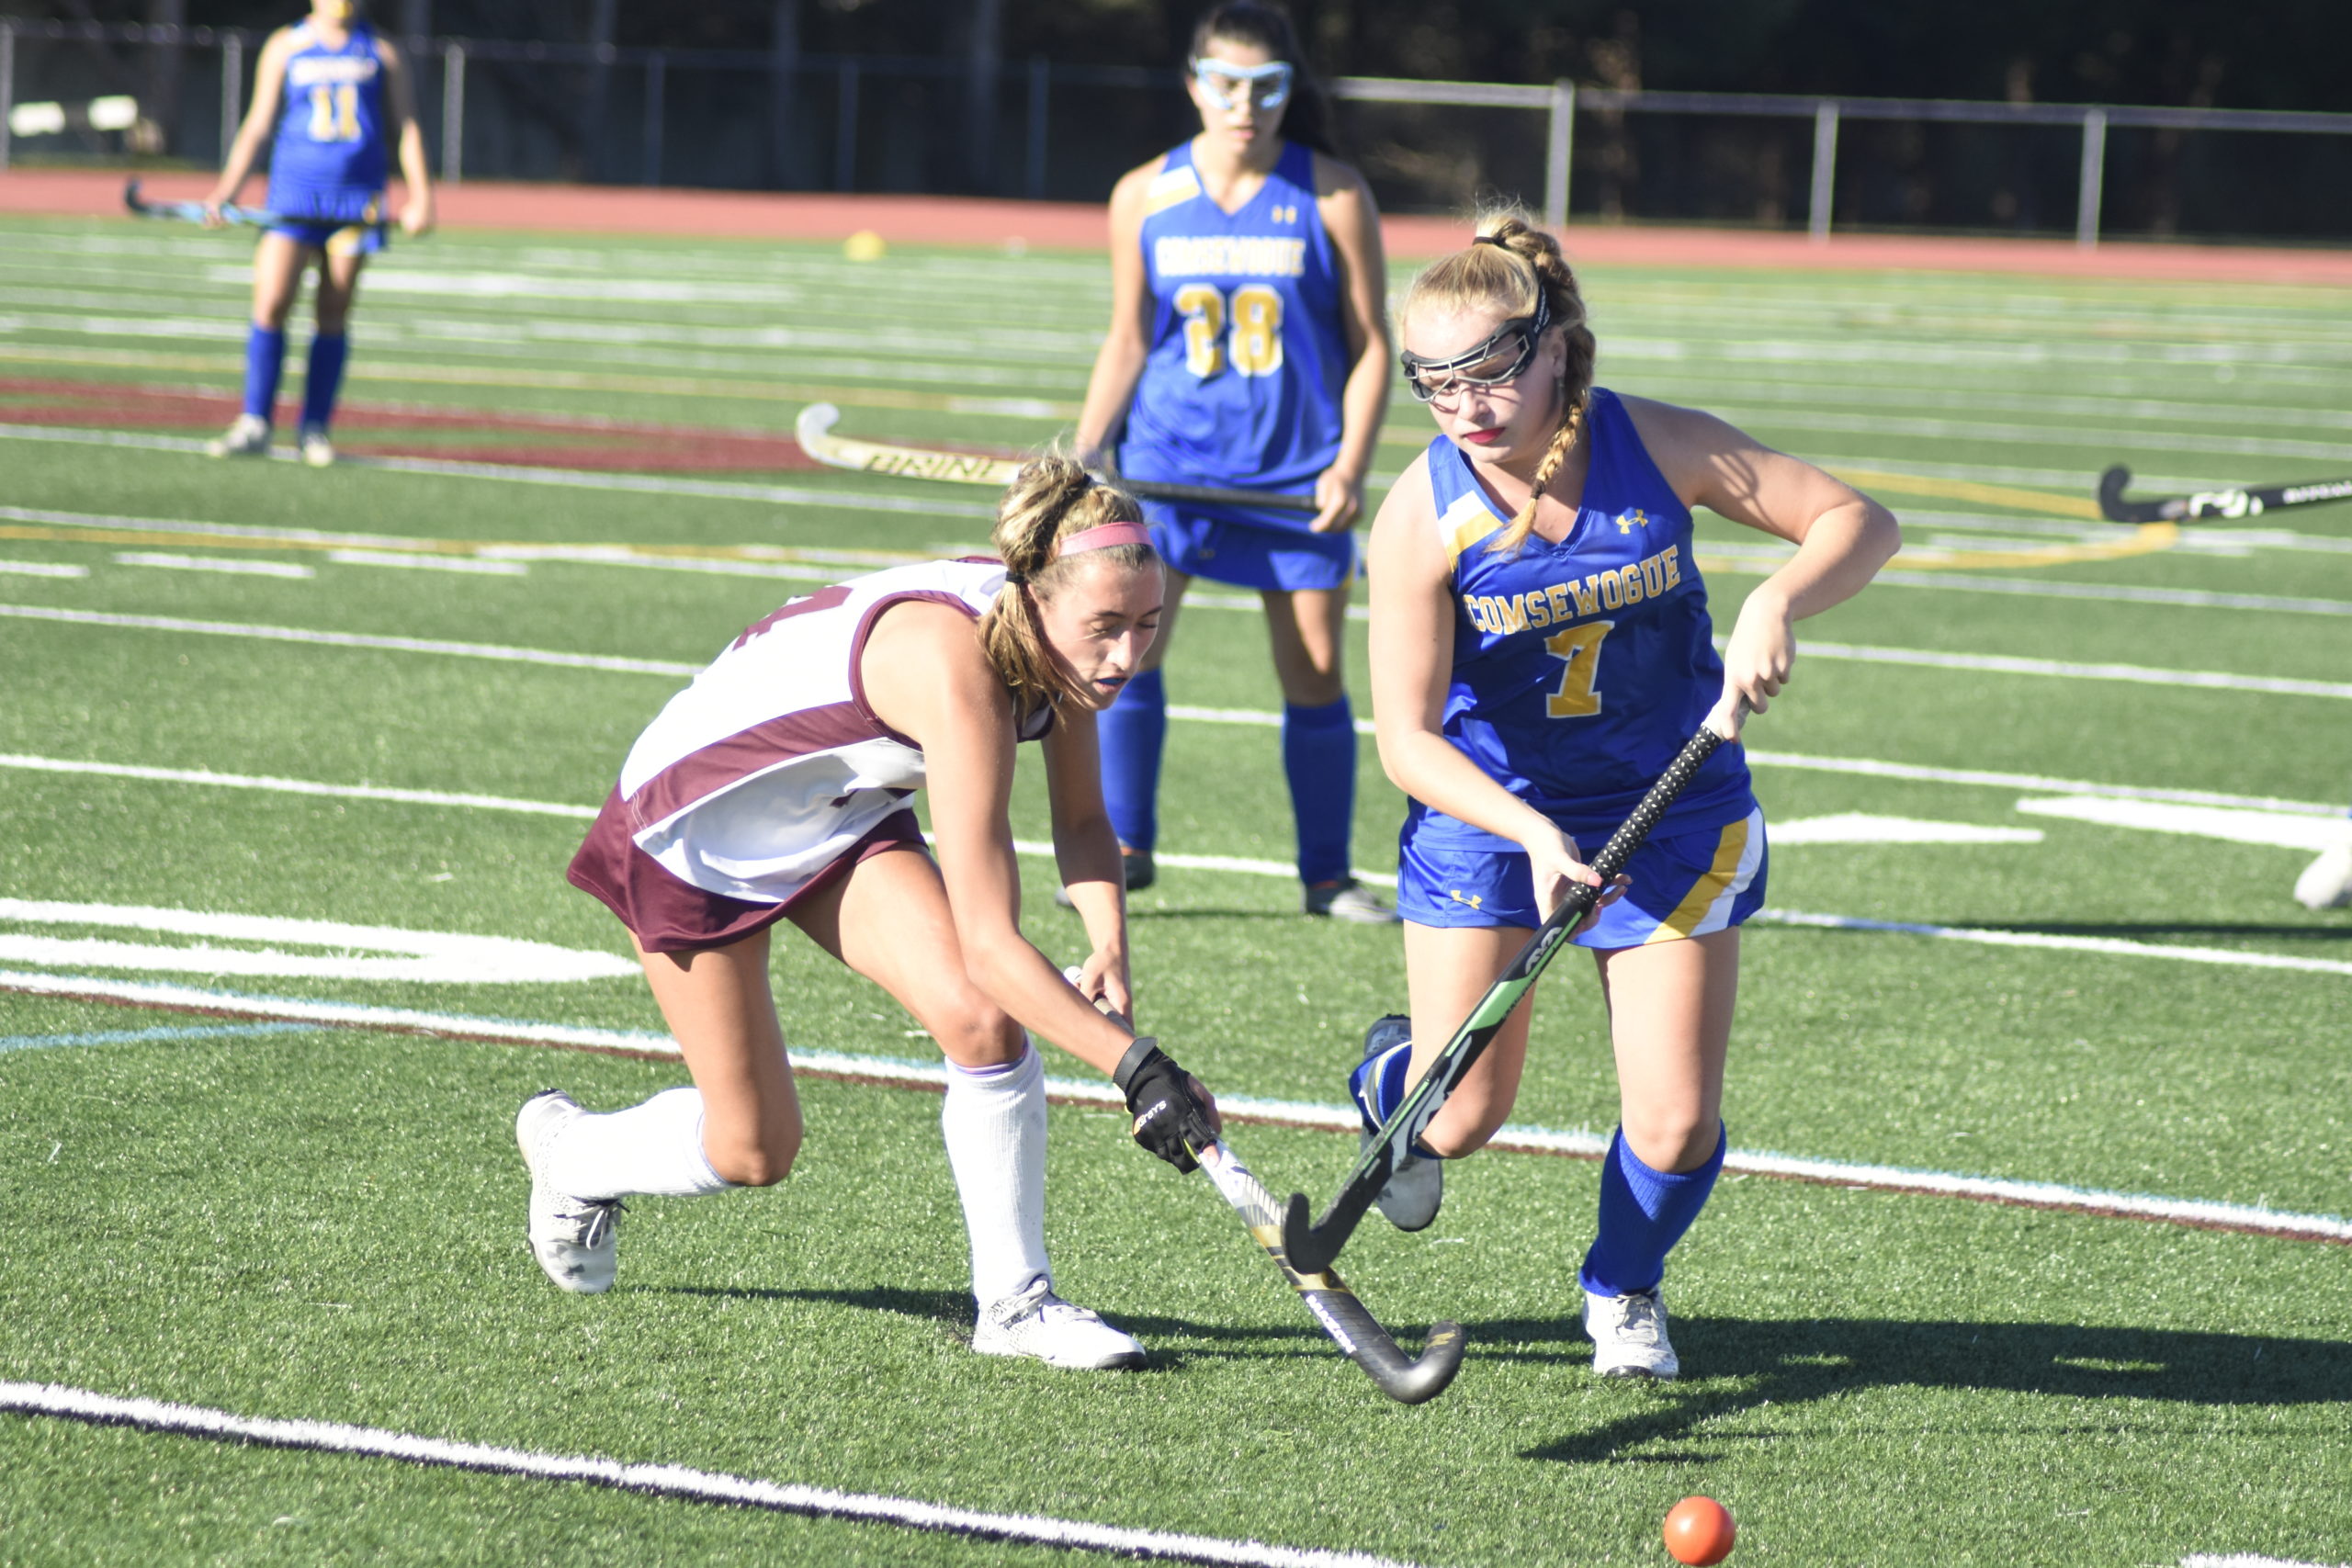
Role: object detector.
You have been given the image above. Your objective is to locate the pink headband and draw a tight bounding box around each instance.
[1054,521,1154,559]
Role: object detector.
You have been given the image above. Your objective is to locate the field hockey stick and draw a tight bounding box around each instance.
[122,178,277,228]
[1281,699,1750,1278]
[1196,1137,1465,1404]
[794,403,1321,513]
[1069,977,1464,1404]
[2098,464,2352,524]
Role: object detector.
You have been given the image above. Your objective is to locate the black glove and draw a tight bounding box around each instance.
[1112,1038,1214,1174]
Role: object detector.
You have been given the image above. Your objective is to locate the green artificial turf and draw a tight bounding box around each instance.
[2,215,2348,1566]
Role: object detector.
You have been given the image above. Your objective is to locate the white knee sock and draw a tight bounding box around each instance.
[941,1040,1052,1307]
[546,1086,734,1201]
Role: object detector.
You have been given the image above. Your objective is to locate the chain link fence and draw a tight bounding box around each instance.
[6,17,2350,245]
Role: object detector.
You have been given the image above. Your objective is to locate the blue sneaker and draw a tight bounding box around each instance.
[1351,1014,1443,1232]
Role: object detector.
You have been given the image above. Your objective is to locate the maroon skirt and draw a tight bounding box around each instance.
[567,791,927,954]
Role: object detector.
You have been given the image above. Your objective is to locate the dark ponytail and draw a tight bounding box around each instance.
[1189,0,1340,157]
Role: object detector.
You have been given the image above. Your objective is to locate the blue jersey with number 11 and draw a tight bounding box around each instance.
[269,21,388,211]
[1119,140,1347,528]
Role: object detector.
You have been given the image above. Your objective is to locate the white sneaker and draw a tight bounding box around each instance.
[298,425,335,468]
[1306,878,1399,924]
[972,1279,1148,1371]
[2294,840,2352,910]
[516,1089,622,1294]
[207,413,271,458]
[1585,1287,1679,1380]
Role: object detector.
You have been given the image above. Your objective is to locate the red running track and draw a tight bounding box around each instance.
[0,376,820,471]
[8,167,2351,284]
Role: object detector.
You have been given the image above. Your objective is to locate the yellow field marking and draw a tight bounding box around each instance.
[0,344,2177,572]
[0,344,1080,420]
[1696,520,2177,578]
[1828,466,2104,520]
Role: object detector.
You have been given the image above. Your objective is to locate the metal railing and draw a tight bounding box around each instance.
[6,17,2351,246]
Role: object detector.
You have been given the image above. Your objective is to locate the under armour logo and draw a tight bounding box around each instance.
[1615,509,1651,535]
[1449,890,1484,910]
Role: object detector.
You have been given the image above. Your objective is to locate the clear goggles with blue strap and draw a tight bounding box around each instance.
[1399,290,1553,403]
[1191,58,1295,111]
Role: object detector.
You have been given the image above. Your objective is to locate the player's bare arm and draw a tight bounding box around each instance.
[1366,455,1611,918]
[1072,163,1160,465]
[206,28,297,218]
[378,38,435,235]
[1623,394,1900,722]
[1039,702,1134,1021]
[860,601,1144,1079]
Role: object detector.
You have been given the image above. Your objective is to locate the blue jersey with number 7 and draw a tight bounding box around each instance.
[1118,140,1347,530]
[268,20,389,212]
[1415,388,1756,847]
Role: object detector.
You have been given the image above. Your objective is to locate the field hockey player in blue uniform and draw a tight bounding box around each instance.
[203,0,434,467]
[1356,213,1899,1379]
[1072,0,1394,922]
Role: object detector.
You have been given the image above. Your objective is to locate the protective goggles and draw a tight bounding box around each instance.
[1191,58,1295,112]
[1399,291,1552,403]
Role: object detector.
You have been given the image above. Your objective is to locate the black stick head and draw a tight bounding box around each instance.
[1282,1189,1353,1277]
[2097,465,2133,521]
[1371,1321,1467,1405]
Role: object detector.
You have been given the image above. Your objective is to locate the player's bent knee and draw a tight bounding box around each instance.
[1623,1113,1721,1174]
[932,1000,1025,1069]
[707,1119,803,1188]
[1419,1116,1499,1160]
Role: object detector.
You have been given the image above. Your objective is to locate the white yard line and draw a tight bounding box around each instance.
[19,499,2352,620]
[327,549,530,577]
[1754,908,2352,978]
[2183,1557,2347,1567]
[114,551,314,580]
[1790,639,2352,702]
[0,558,88,578]
[3,971,2347,1247]
[0,424,996,518]
[1743,750,2340,817]
[0,1382,1419,1568]
[0,604,700,677]
[2016,797,2347,851]
[0,754,601,818]
[1865,571,2352,617]
[79,600,2340,708]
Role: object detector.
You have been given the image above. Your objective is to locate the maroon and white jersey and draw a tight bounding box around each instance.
[615,558,1046,906]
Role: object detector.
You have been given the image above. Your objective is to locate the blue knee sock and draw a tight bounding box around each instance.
[1096,666,1166,853]
[301,333,349,432]
[1579,1124,1727,1298]
[1283,695,1356,886]
[1348,1038,1414,1133]
[242,324,287,422]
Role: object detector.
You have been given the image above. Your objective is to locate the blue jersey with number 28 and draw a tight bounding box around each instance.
[1410,387,1756,849]
[269,20,389,212]
[1118,140,1347,530]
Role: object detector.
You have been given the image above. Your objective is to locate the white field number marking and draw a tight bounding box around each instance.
[0,899,636,984]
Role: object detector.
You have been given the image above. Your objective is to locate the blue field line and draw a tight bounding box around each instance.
[0,1021,318,1054]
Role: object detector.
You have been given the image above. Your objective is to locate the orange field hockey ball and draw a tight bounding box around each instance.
[1663,1495,1736,1564]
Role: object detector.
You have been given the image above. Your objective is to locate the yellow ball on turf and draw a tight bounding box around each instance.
[842,230,888,262]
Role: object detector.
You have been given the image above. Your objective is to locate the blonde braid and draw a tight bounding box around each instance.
[1489,388,1585,556]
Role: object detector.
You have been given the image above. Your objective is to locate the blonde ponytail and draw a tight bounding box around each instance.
[978,455,1156,714]
[1397,206,1598,556]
